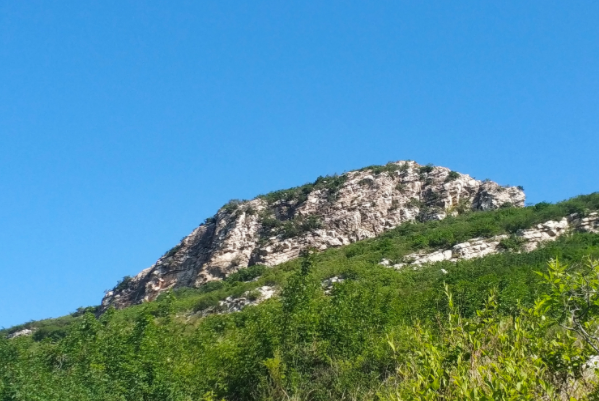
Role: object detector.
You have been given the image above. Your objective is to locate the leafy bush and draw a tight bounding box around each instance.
[70,306,99,317]
[358,161,410,176]
[395,183,406,193]
[225,265,266,283]
[221,199,244,213]
[246,290,261,302]
[498,234,526,252]
[259,174,347,205]
[114,275,132,292]
[419,163,435,175]
[407,197,423,208]
[358,178,374,187]
[427,229,455,248]
[198,281,225,294]
[445,170,460,182]
[162,243,182,259]
[31,325,70,341]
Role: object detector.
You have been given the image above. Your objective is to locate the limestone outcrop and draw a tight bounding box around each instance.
[383,212,599,269]
[7,329,33,339]
[101,161,524,310]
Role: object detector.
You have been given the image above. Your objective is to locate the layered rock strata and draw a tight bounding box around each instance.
[102,161,524,310]
[382,212,599,269]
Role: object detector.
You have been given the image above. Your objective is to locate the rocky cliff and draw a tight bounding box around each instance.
[101,161,525,310]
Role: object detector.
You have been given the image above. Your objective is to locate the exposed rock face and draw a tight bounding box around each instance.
[386,212,599,269]
[7,329,33,339]
[102,161,524,310]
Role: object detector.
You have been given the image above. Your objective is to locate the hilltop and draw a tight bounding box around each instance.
[102,160,524,310]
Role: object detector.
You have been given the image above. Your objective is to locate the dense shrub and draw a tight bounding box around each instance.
[113,275,133,292]
[258,174,347,205]
[445,170,460,182]
[221,199,245,213]
[498,234,526,251]
[226,265,266,283]
[419,163,435,175]
[162,243,182,259]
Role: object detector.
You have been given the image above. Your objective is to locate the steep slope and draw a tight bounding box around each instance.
[102,161,524,309]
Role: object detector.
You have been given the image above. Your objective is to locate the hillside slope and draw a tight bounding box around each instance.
[103,161,524,309]
[3,193,599,400]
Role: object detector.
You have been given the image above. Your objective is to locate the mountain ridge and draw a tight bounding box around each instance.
[102,160,524,310]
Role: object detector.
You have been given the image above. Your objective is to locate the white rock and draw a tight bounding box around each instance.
[7,329,32,339]
[102,161,526,310]
[384,214,599,270]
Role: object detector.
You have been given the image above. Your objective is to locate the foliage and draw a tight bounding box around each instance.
[358,178,375,187]
[221,199,245,213]
[226,264,267,284]
[259,211,322,240]
[383,286,592,400]
[113,275,133,292]
[360,162,405,176]
[498,234,526,252]
[162,243,182,259]
[444,170,460,182]
[3,193,599,399]
[258,174,347,205]
[536,257,599,353]
[419,163,435,175]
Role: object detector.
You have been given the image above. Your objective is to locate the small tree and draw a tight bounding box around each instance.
[536,258,599,353]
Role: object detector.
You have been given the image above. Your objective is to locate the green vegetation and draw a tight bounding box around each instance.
[162,243,182,259]
[444,170,460,182]
[258,174,347,206]
[113,275,133,292]
[419,163,435,175]
[2,193,599,400]
[498,234,526,252]
[358,177,375,187]
[280,215,322,239]
[221,199,245,213]
[258,211,322,240]
[359,161,408,175]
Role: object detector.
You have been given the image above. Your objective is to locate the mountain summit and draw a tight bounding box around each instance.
[102,161,524,309]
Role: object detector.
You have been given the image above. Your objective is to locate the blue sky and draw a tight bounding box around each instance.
[1,1,598,328]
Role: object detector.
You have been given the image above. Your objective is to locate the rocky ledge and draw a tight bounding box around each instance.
[381,212,599,269]
[102,161,524,310]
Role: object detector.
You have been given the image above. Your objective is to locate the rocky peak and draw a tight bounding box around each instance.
[101,161,524,310]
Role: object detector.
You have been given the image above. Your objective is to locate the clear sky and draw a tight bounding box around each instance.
[1,1,598,328]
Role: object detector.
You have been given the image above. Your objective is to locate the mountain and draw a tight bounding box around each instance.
[102,161,524,310]
[3,159,599,399]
